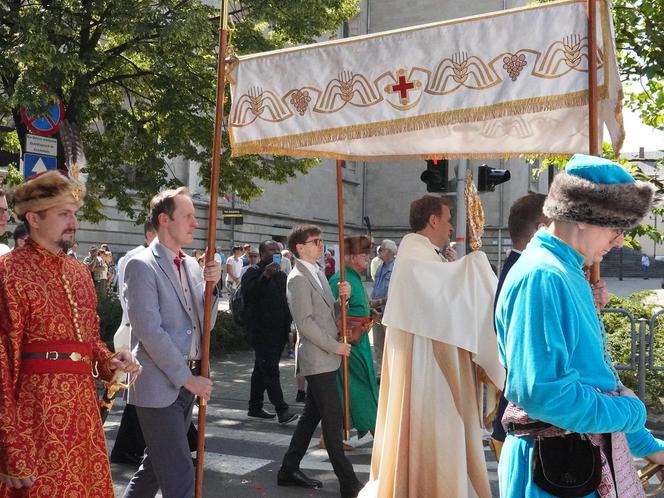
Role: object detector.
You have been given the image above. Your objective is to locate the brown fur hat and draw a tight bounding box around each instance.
[12,170,85,219]
[543,155,659,229]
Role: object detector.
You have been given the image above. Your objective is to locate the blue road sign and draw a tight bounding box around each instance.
[23,153,58,179]
[20,100,65,136]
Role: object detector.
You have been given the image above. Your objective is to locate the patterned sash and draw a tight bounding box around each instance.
[503,402,645,498]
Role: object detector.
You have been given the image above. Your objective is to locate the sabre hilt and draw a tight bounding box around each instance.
[638,462,664,496]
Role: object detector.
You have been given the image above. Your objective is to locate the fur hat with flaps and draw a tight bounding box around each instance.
[543,154,660,229]
[344,235,372,255]
[12,170,85,219]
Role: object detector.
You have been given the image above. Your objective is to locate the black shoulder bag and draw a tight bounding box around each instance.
[533,433,602,498]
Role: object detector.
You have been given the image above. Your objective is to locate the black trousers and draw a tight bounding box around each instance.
[249,341,288,415]
[281,370,360,497]
[111,404,146,458]
[112,404,198,460]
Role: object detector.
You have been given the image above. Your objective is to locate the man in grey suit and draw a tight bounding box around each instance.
[278,224,362,498]
[122,187,221,498]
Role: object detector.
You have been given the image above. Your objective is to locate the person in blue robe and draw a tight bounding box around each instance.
[496,154,664,497]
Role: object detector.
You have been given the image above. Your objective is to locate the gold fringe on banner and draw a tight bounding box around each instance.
[231,88,607,159]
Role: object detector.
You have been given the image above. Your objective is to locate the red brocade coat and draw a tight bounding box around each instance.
[0,240,115,498]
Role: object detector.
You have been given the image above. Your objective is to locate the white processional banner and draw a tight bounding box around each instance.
[228,0,624,160]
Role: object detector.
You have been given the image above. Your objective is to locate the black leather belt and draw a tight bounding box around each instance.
[22,351,91,363]
[187,360,201,370]
[506,421,552,433]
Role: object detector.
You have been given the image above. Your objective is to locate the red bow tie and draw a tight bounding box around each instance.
[173,251,186,272]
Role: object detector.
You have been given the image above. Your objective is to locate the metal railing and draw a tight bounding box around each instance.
[601,308,664,401]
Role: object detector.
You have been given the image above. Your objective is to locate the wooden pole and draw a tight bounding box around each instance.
[587,0,601,284]
[196,1,229,496]
[336,159,352,441]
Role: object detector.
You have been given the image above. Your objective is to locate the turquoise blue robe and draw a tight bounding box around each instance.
[495,229,664,497]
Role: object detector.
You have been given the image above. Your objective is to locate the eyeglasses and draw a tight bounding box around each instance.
[302,238,323,247]
[611,229,625,241]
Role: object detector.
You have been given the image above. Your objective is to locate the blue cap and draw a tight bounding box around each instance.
[565,154,635,184]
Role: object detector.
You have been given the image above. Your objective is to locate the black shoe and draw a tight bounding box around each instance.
[277,469,322,489]
[110,451,143,466]
[295,390,306,403]
[278,411,298,424]
[248,408,276,419]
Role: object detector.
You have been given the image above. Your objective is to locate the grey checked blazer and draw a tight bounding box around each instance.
[125,240,218,408]
[287,260,342,377]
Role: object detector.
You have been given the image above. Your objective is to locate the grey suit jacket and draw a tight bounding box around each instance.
[125,239,218,408]
[287,260,341,377]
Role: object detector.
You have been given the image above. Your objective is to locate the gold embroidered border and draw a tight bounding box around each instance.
[231,88,606,159]
[230,148,575,162]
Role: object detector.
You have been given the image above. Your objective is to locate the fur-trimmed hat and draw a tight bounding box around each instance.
[12,170,85,219]
[543,154,660,229]
[344,235,372,255]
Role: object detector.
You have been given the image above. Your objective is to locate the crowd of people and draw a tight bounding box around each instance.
[1,153,664,498]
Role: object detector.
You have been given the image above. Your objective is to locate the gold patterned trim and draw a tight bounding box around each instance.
[231,88,605,158]
[231,149,575,162]
[232,34,607,128]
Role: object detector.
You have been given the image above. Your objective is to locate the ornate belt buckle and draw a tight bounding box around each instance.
[70,352,82,362]
[46,351,59,360]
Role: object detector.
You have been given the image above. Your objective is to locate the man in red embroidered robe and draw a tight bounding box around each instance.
[0,170,141,497]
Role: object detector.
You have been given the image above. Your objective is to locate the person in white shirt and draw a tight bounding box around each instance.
[226,245,244,293]
[641,253,651,279]
[110,220,157,465]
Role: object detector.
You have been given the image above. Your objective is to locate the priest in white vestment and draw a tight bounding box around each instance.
[360,195,505,498]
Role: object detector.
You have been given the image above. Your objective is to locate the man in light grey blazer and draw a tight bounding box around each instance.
[122,187,221,498]
[278,225,362,498]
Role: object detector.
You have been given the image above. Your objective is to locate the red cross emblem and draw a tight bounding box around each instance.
[391,75,415,102]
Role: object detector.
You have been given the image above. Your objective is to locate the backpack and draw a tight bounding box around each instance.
[230,284,246,326]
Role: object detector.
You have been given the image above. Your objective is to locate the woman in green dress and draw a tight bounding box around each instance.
[329,235,379,439]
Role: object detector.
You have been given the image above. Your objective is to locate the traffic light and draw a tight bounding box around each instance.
[420,159,449,192]
[477,164,511,192]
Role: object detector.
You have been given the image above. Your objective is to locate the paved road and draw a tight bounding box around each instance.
[106,350,500,497]
[605,276,664,300]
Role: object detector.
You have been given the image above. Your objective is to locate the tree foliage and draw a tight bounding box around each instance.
[0,0,358,220]
[613,0,664,130]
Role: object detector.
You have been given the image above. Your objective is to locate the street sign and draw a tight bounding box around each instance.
[25,134,58,156]
[20,100,65,136]
[23,153,57,179]
[223,209,243,225]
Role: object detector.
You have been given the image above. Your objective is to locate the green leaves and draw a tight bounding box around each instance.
[614,0,664,130]
[1,0,358,220]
